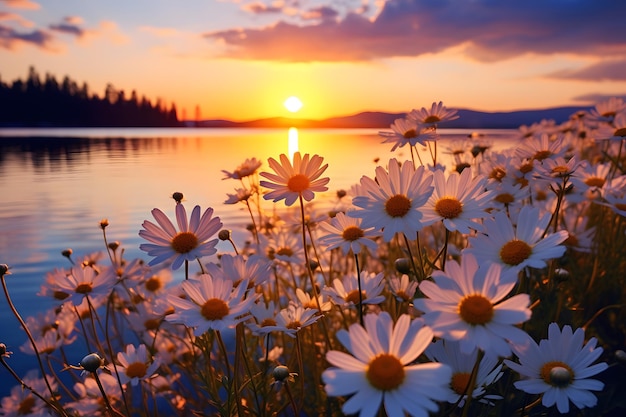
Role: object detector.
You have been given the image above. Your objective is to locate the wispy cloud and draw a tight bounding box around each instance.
[0,0,40,10]
[0,23,53,50]
[549,59,626,82]
[204,0,626,62]
[0,11,34,27]
[49,16,86,38]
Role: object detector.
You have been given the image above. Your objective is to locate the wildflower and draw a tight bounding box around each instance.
[246,300,287,336]
[224,187,253,204]
[275,302,320,338]
[323,271,386,309]
[593,110,626,141]
[420,168,493,233]
[414,252,531,357]
[166,274,258,335]
[533,156,581,190]
[515,133,567,162]
[588,97,626,123]
[117,344,160,387]
[466,205,568,274]
[388,274,418,303]
[295,287,332,312]
[49,264,117,306]
[222,157,262,180]
[0,370,56,417]
[205,254,272,288]
[271,365,298,390]
[408,101,459,127]
[349,159,434,242]
[504,323,608,414]
[67,372,121,416]
[322,312,452,417]
[318,212,379,255]
[378,117,436,151]
[260,152,330,206]
[570,161,611,201]
[139,203,222,270]
[426,339,503,406]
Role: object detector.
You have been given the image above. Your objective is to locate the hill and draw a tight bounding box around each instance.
[195,106,590,129]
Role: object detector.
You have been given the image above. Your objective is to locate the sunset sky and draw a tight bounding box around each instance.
[1,0,626,121]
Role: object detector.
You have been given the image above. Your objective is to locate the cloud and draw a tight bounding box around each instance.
[572,93,626,104]
[548,59,626,81]
[242,1,283,14]
[0,0,40,10]
[139,26,182,38]
[49,17,86,38]
[300,6,339,21]
[0,23,53,50]
[203,0,626,62]
[0,11,34,27]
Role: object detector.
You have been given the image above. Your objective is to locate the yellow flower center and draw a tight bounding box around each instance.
[75,283,93,294]
[551,165,569,175]
[385,194,412,218]
[584,177,605,188]
[533,150,552,161]
[499,240,532,266]
[171,231,199,254]
[458,294,493,325]
[125,361,148,379]
[366,354,405,391]
[145,276,163,293]
[260,318,277,327]
[201,298,230,321]
[403,129,417,138]
[287,174,310,193]
[286,320,302,330]
[424,115,441,124]
[18,395,36,415]
[540,361,573,387]
[519,162,534,174]
[342,226,365,241]
[276,247,294,257]
[490,167,507,181]
[495,193,515,204]
[345,289,366,305]
[451,372,472,395]
[435,197,463,219]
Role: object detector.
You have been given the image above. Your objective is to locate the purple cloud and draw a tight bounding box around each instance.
[49,16,85,38]
[549,59,626,81]
[204,0,626,62]
[0,23,53,49]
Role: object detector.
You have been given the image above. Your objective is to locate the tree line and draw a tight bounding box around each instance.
[0,66,181,127]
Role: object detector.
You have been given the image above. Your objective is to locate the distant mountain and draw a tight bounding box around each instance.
[194,106,591,129]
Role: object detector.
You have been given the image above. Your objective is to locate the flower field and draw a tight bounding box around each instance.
[2,99,626,416]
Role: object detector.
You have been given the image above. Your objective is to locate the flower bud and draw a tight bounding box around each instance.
[218,229,231,241]
[272,365,291,381]
[172,192,184,203]
[80,353,105,373]
[394,258,412,275]
[100,219,109,229]
[0,264,9,276]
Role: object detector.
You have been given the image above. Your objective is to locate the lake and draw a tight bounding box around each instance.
[0,126,518,396]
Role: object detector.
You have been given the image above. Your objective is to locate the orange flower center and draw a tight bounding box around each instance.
[459,294,493,325]
[540,361,573,387]
[144,318,161,331]
[403,129,417,138]
[145,276,163,293]
[53,290,70,300]
[276,247,294,257]
[18,395,36,415]
[75,283,93,294]
[125,361,148,379]
[260,318,277,327]
[519,162,534,174]
[424,115,442,124]
[499,240,532,266]
[367,354,405,391]
[345,289,366,305]
[201,298,229,321]
[495,193,515,204]
[171,231,199,254]
[286,320,302,330]
[551,165,569,175]
[287,174,310,193]
[615,203,626,212]
[490,167,507,181]
[584,177,605,188]
[451,372,472,395]
[385,194,412,218]
[614,127,626,137]
[533,150,553,161]
[435,197,463,219]
[342,226,365,241]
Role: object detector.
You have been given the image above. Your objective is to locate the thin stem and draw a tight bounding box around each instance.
[354,253,364,326]
[93,371,118,417]
[460,349,484,417]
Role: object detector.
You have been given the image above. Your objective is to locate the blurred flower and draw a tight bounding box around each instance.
[222,157,262,180]
[260,152,329,206]
[246,300,287,336]
[408,101,459,127]
[593,111,626,141]
[504,322,608,414]
[388,274,418,303]
[0,370,56,417]
[323,271,386,309]
[349,159,434,242]
[588,97,626,124]
[318,212,379,255]
[275,302,320,338]
[139,203,222,270]
[224,187,253,204]
[67,372,121,416]
[420,168,493,233]
[516,133,567,162]
[205,254,272,288]
[295,287,332,312]
[117,344,160,387]
[166,274,257,335]
[414,252,531,357]
[322,312,451,417]
[466,205,568,274]
[48,264,117,306]
[378,117,436,151]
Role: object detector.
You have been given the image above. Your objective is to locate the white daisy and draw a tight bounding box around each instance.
[420,168,493,233]
[378,116,436,151]
[504,322,608,414]
[413,252,531,357]
[466,205,568,274]
[139,203,222,270]
[323,271,386,309]
[349,159,434,242]
[318,212,379,255]
[116,344,160,387]
[408,101,459,127]
[322,312,452,417]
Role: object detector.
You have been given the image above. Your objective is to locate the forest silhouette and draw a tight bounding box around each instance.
[0,66,181,127]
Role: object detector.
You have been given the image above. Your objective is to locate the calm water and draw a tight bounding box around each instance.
[0,127,517,395]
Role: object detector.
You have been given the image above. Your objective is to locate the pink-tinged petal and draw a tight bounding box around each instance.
[175,203,189,232]
[151,208,177,236]
[325,351,367,371]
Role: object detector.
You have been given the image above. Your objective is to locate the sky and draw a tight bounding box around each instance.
[1,0,626,121]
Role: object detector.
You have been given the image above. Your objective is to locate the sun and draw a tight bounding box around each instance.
[284,96,303,113]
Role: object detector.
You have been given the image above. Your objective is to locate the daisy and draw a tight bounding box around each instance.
[420,168,493,233]
[165,274,258,335]
[322,312,452,417]
[349,159,434,242]
[413,252,531,357]
[50,264,117,306]
[388,274,418,303]
[515,133,567,162]
[221,157,262,180]
[323,271,386,309]
[408,101,459,127]
[260,152,330,206]
[294,287,332,312]
[275,302,320,338]
[593,110,626,141]
[204,254,272,288]
[0,370,57,417]
[318,212,379,255]
[246,300,288,336]
[570,161,611,201]
[504,322,608,414]
[466,205,569,274]
[139,203,222,270]
[224,187,253,205]
[378,117,436,151]
[116,343,160,387]
[426,339,503,406]
[68,372,121,416]
[588,97,626,123]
